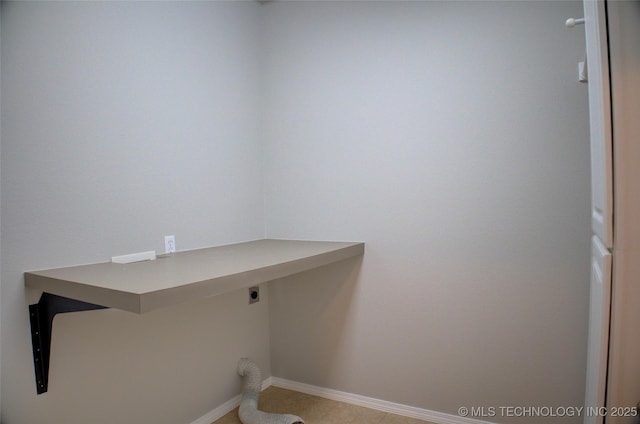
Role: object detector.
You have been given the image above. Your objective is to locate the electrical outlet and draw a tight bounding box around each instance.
[164,235,176,253]
[249,286,260,304]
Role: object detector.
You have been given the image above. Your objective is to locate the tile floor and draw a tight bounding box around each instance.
[213,387,436,424]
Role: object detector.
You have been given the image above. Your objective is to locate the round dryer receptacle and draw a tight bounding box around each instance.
[248,286,260,304]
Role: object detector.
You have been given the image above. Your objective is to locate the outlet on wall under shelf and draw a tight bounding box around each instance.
[249,286,260,304]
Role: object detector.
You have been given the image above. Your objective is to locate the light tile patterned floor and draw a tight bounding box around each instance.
[213,387,436,424]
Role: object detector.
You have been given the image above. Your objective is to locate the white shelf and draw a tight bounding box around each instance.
[25,239,364,314]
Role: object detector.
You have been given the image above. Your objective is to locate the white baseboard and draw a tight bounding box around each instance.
[271,378,495,424]
[191,376,495,424]
[190,393,242,424]
[190,377,273,424]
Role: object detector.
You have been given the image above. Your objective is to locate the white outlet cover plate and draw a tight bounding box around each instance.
[164,235,176,253]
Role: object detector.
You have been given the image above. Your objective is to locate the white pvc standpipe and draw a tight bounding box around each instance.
[237,359,304,424]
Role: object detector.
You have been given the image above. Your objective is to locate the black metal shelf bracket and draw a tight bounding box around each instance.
[29,292,108,394]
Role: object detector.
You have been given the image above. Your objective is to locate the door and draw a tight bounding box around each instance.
[583,1,613,422]
[585,236,612,424]
[584,0,613,249]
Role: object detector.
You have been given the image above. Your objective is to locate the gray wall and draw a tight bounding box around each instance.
[1,2,268,423]
[263,2,591,423]
[1,1,591,424]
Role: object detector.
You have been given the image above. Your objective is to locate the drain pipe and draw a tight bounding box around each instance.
[237,358,304,424]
